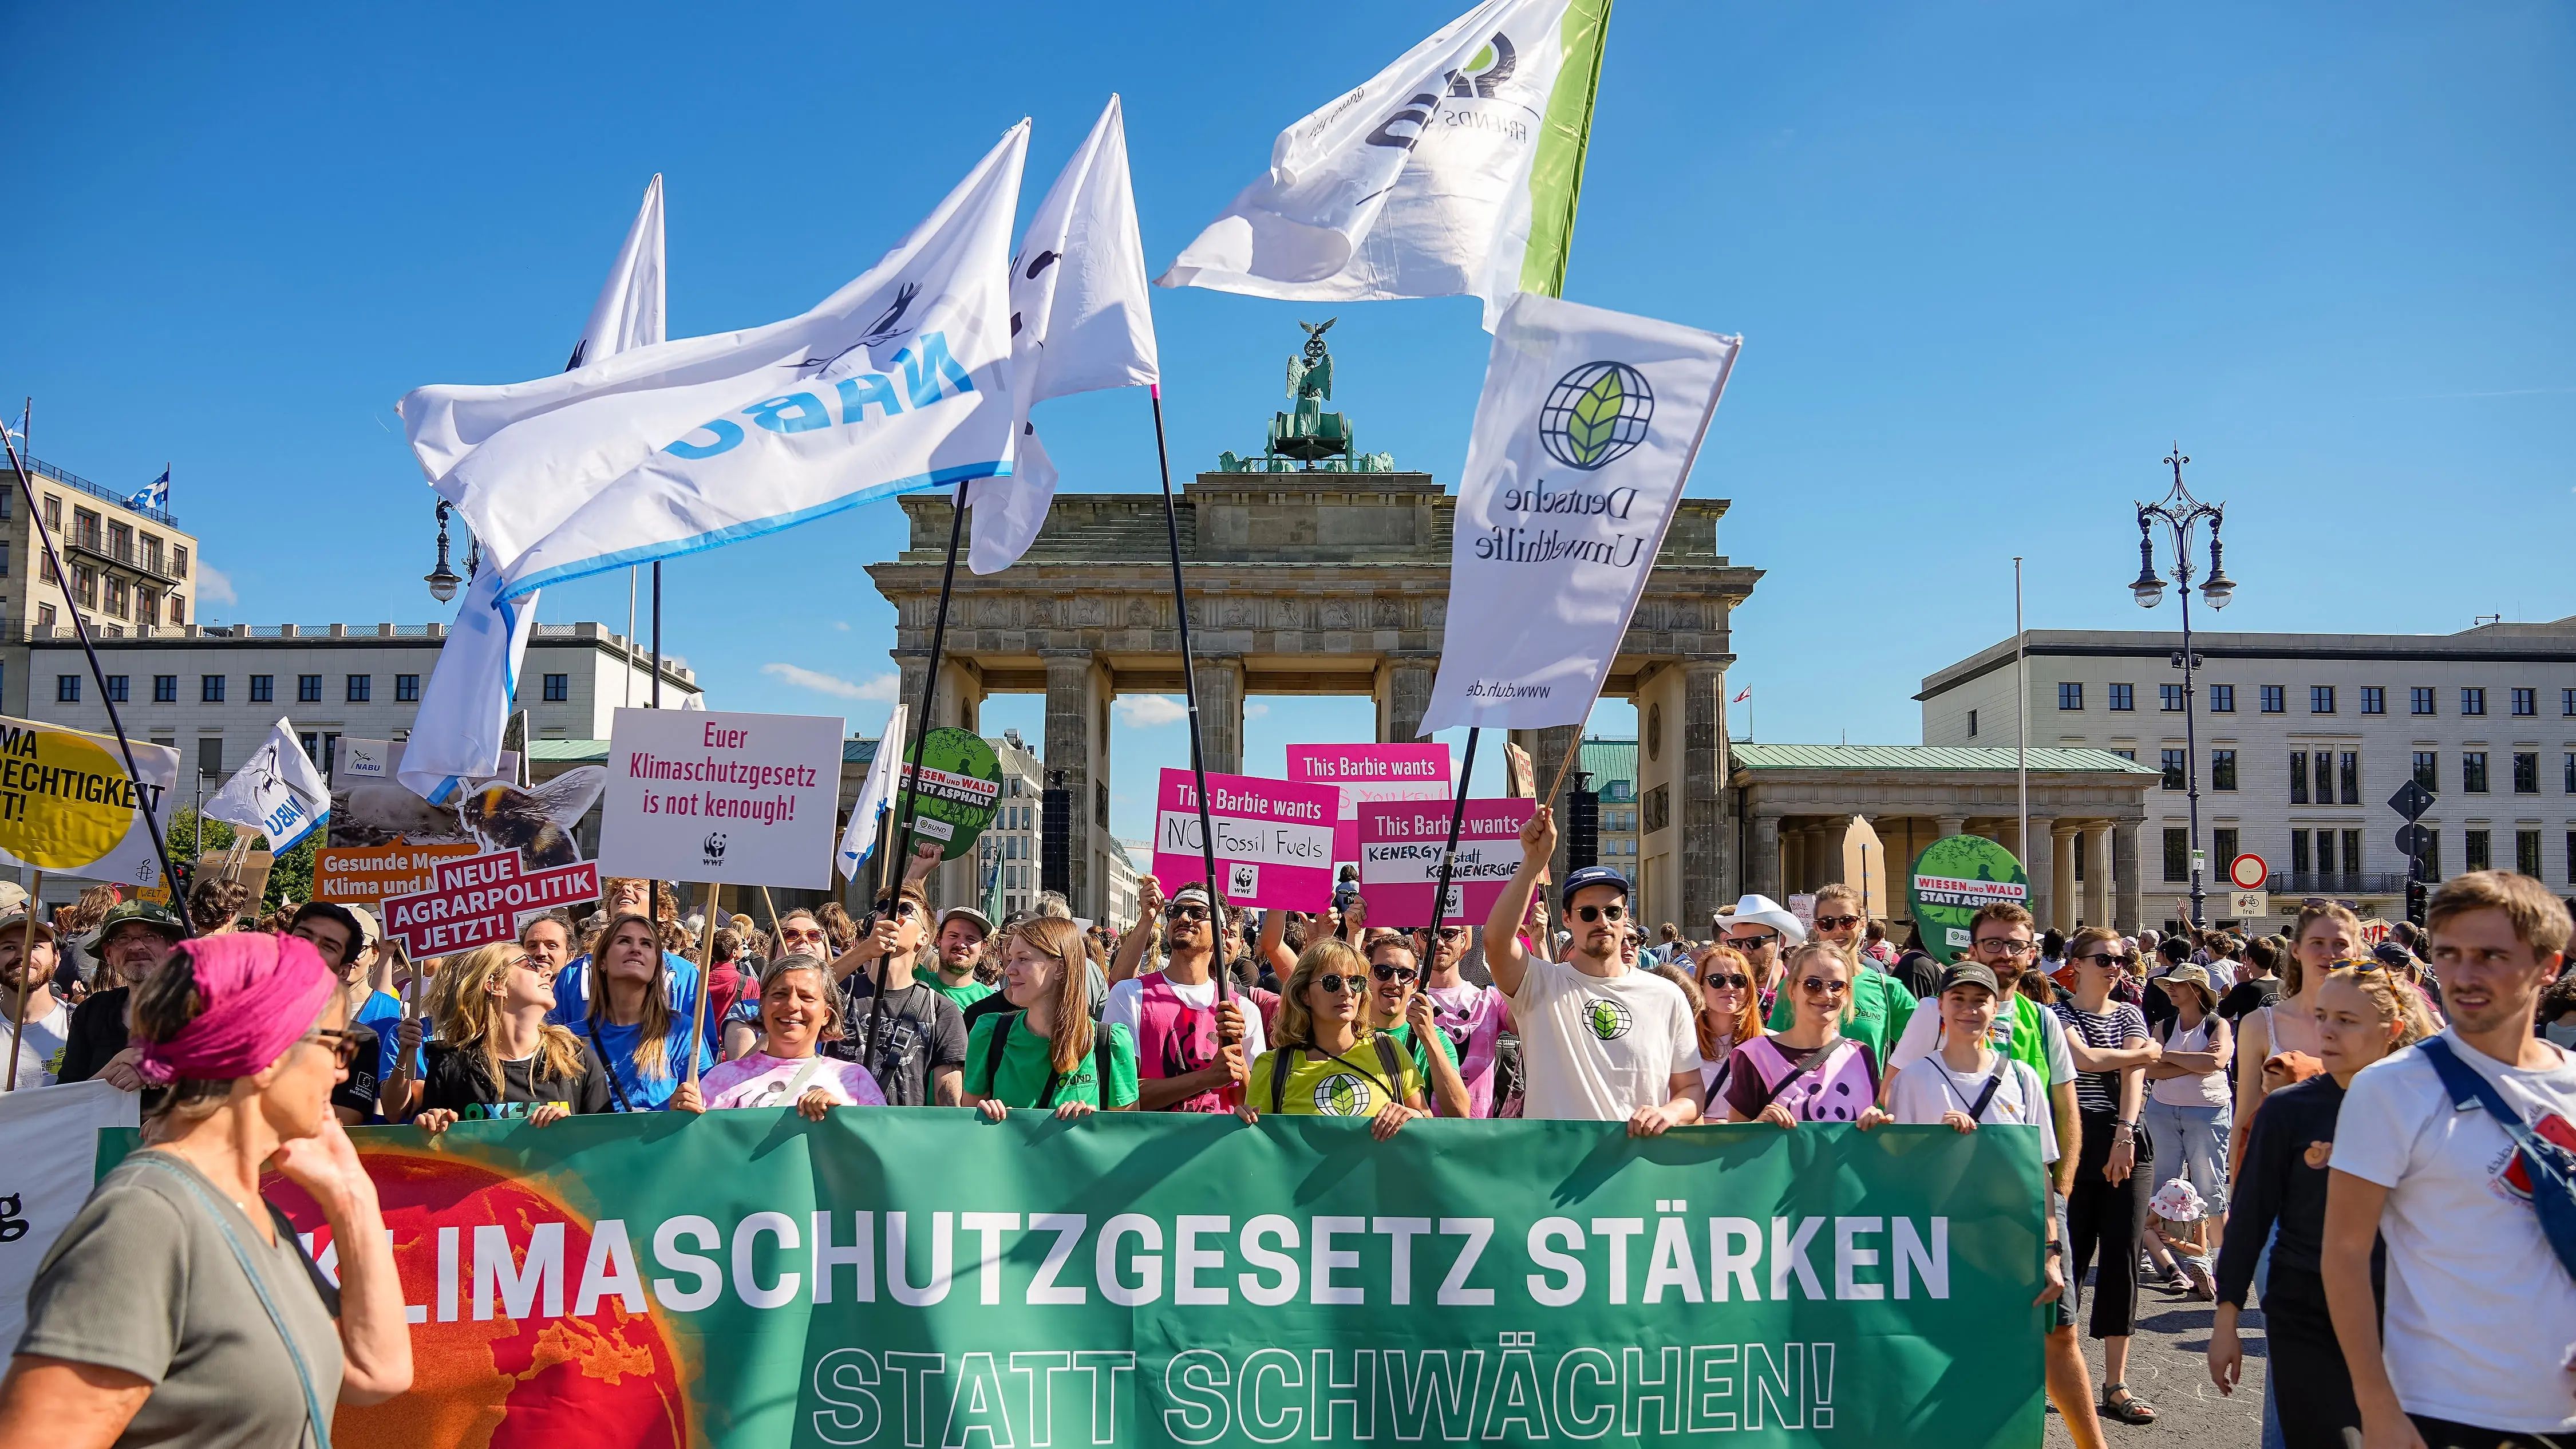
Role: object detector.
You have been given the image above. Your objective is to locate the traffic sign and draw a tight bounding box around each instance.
[2230,890,2269,917]
[2395,823,2435,859]
[2388,779,2436,822]
[2227,852,2269,890]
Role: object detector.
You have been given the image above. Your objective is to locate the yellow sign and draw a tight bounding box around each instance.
[0,719,169,874]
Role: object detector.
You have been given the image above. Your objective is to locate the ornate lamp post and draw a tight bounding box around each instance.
[2129,447,2236,926]
[424,502,462,603]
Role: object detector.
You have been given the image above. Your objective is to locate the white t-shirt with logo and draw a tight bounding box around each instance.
[2333,1029,2576,1434]
[1507,956,1701,1122]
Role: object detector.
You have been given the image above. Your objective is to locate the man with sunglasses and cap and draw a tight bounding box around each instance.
[1485,807,1704,1135]
[0,904,71,1089]
[57,898,188,1089]
[1104,879,1261,1112]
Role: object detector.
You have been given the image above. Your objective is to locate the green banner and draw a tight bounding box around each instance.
[900,727,1003,862]
[110,1114,2046,1449]
[1907,834,2033,965]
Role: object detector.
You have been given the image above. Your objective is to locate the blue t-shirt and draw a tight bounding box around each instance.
[351,990,418,1122]
[548,951,713,1111]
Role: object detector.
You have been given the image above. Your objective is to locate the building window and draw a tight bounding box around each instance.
[172,546,187,579]
[2155,684,2180,712]
[0,540,9,577]
[2291,830,2311,875]
[2111,749,2136,761]
[2516,752,2541,793]
[1967,708,1978,738]
[346,674,372,703]
[298,674,322,703]
[2163,828,2189,882]
[2361,686,2384,714]
[2520,829,2543,877]
[2318,830,2337,874]
[2421,830,2441,879]
[2568,752,2576,794]
[200,675,224,703]
[136,590,156,626]
[2290,751,2309,804]
[2212,749,2237,790]
[397,674,422,703]
[2108,684,2134,712]
[2344,829,2363,875]
[140,535,159,574]
[538,673,568,703]
[2340,751,2359,804]
[2514,688,2537,717]
[55,676,77,703]
[2414,752,2439,792]
[2162,749,2186,790]
[2463,687,2487,716]
[250,675,273,704]
[2568,832,2576,885]
[167,595,182,625]
[153,675,176,703]
[2059,682,2083,710]
[72,565,95,609]
[70,508,98,549]
[35,604,52,629]
[2412,687,2436,715]
[2565,688,2576,718]
[2308,685,2333,714]
[196,739,222,779]
[2213,827,2239,865]
[2261,685,2285,713]
[2209,684,2234,713]
[104,675,127,703]
[2464,752,2489,793]
[2467,830,2492,872]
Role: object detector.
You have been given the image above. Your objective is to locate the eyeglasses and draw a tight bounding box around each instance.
[2077,950,2134,968]
[780,926,828,943]
[305,1027,363,1067]
[1972,938,2037,957]
[1315,973,1361,994]
[1370,964,1417,984]
[1702,972,1751,990]
[1799,977,1849,997]
[1573,905,1625,923]
[1814,914,1862,930]
[1164,904,1210,923]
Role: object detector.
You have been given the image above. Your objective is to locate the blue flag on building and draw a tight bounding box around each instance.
[127,469,168,512]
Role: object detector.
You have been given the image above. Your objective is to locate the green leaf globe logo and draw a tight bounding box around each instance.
[1538,361,1654,471]
[1314,1073,1373,1116]
[1586,997,1634,1041]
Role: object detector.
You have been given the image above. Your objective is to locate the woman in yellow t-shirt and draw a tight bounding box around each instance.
[1243,938,1427,1139]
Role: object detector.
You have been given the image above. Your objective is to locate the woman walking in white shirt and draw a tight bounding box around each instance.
[2143,961,2231,1296]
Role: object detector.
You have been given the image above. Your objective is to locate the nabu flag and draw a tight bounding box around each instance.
[1420,291,1739,733]
[400,123,1028,601]
[1156,0,1610,330]
[203,719,332,852]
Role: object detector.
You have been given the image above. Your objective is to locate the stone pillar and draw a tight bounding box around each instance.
[2022,815,2056,936]
[2112,819,2143,933]
[1749,812,1783,902]
[1044,651,1112,918]
[1190,655,1246,775]
[1378,655,1438,743]
[1935,814,1968,840]
[2052,824,2080,934]
[2084,823,2113,929]
[1681,661,1731,926]
[1515,724,1584,888]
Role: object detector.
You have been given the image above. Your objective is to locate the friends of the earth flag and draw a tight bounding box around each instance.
[400,124,1028,603]
[1420,291,1738,731]
[970,96,1160,575]
[399,175,666,805]
[1156,0,1610,330]
[836,704,908,882]
[202,718,332,852]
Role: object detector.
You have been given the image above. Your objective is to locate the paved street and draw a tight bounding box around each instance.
[2045,1276,2269,1449]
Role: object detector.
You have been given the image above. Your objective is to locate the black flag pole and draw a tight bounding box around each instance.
[1427,728,1483,938]
[0,429,191,931]
[650,560,663,709]
[880,479,971,910]
[1148,385,1230,986]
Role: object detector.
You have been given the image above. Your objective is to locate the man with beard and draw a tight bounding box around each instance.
[927,907,996,1012]
[57,900,187,1088]
[0,906,72,1088]
[1105,881,1258,1111]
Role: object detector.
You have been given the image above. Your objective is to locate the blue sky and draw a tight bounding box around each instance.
[9,3,2570,846]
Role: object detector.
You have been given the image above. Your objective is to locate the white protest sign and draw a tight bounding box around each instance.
[599,708,843,888]
[0,1080,140,1346]
[1421,292,1740,731]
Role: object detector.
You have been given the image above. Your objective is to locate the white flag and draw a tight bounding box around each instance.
[203,719,333,851]
[401,123,1029,600]
[1420,291,1739,732]
[970,96,1161,575]
[1157,0,1609,330]
[400,175,667,805]
[837,705,909,882]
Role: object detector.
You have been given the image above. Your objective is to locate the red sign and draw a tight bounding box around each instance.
[2229,852,2269,890]
[380,850,599,959]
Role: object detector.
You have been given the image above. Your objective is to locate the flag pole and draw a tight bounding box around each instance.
[4,870,42,1090]
[1148,386,1229,977]
[0,429,189,928]
[882,480,971,909]
[685,883,724,1085]
[2014,556,2029,873]
[1427,730,1482,934]
[625,568,639,708]
[650,562,663,708]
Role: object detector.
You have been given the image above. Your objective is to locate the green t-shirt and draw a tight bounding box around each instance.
[965,1012,1139,1110]
[929,977,998,1013]
[1249,1037,1425,1118]
[1380,1021,1460,1083]
[1766,964,1917,1062]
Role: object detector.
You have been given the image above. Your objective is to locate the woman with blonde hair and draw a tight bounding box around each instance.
[965,917,1138,1119]
[412,939,611,1131]
[1244,938,1427,1138]
[585,912,713,1112]
[1722,940,1887,1127]
[2230,901,2360,1176]
[1693,942,1767,1099]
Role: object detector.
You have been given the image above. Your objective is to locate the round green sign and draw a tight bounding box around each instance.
[898,728,1003,862]
[1906,834,2032,965]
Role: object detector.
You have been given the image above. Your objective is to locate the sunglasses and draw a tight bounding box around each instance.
[1371,964,1417,984]
[1573,905,1626,922]
[305,1027,364,1067]
[1164,904,1211,923]
[1799,977,1849,997]
[780,926,828,942]
[2078,950,2134,968]
[874,901,922,922]
[1814,914,1862,930]
[1733,933,1779,949]
[1702,972,1751,990]
[1436,926,1467,939]
[1315,973,1362,994]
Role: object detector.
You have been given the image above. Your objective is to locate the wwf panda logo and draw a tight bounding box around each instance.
[1585,997,1633,1041]
[1313,1072,1373,1116]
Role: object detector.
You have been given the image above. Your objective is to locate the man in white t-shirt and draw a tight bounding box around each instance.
[2327,869,2576,1448]
[0,908,71,1089]
[1482,807,1702,1134]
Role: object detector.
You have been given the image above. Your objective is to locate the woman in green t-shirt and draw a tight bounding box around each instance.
[965,917,1139,1119]
[1244,938,1428,1139]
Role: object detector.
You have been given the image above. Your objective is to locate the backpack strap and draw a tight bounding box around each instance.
[981,1013,1016,1099]
[1965,1073,2006,1122]
[1750,1039,1843,1115]
[1270,1047,1298,1116]
[135,1156,334,1449]
[584,1019,636,1115]
[1372,1032,1409,1107]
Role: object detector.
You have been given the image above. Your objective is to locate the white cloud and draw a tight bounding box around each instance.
[762,662,899,701]
[832,621,851,631]
[1244,701,1271,720]
[1115,694,1188,728]
[196,563,239,608]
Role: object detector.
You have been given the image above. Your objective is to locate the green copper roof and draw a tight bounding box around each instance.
[1577,738,1638,799]
[1730,743,2158,775]
[527,739,610,762]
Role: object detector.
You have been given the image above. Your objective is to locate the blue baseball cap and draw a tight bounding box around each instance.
[1560,865,1630,909]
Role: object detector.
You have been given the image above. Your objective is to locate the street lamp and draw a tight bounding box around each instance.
[2131,447,2234,927]
[425,500,463,603]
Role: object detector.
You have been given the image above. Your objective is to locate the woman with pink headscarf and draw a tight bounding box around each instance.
[0,932,413,1446]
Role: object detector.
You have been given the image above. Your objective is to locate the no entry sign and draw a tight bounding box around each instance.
[380,850,600,958]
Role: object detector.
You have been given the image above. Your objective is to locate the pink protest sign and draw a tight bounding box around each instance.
[1285,743,1454,863]
[1152,769,1340,910]
[1357,799,1536,927]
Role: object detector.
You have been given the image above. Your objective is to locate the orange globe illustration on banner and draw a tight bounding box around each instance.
[266,1151,689,1449]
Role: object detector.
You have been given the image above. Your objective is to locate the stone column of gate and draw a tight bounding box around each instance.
[1681,661,1731,926]
[2052,824,2081,934]
[1043,650,1109,918]
[1749,812,1783,902]
[1190,655,1247,776]
[2112,819,2144,933]
[2022,815,2057,936]
[2084,823,2115,929]
[1380,656,1438,744]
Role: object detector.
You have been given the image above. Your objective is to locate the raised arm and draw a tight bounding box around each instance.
[1111,876,1164,986]
[1481,807,1555,1001]
[1261,907,1295,981]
